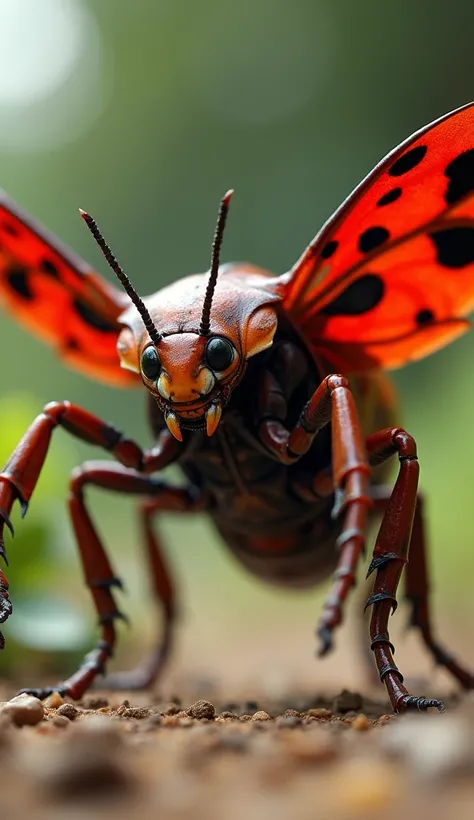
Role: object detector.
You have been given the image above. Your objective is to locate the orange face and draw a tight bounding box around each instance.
[139,331,243,439]
[116,266,283,441]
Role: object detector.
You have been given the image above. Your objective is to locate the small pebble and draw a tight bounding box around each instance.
[57,704,80,721]
[252,711,272,721]
[332,689,363,714]
[0,694,44,727]
[283,709,300,718]
[44,692,64,709]
[308,707,332,719]
[352,713,370,731]
[118,707,152,720]
[186,700,216,720]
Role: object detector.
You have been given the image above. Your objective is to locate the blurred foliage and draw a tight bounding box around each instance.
[1,0,474,681]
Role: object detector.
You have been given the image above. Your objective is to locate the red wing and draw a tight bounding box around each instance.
[0,191,139,386]
[281,101,474,371]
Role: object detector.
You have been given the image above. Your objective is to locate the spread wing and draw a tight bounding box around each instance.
[0,192,139,386]
[280,101,474,372]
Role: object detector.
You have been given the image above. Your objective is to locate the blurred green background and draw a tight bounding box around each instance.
[1,0,474,693]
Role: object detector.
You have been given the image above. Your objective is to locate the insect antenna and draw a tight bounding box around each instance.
[79,209,162,346]
[199,189,233,336]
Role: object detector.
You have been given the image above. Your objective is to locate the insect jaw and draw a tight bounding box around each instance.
[205,402,222,437]
[162,399,223,439]
[164,409,183,442]
[157,387,225,440]
[155,353,246,440]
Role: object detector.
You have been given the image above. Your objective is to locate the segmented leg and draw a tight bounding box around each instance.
[371,486,474,690]
[365,429,443,712]
[102,488,207,690]
[259,375,372,654]
[19,461,206,700]
[0,401,179,662]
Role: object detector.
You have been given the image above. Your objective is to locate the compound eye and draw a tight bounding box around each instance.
[205,337,235,371]
[141,345,161,380]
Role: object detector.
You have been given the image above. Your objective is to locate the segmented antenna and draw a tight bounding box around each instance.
[79,209,162,347]
[199,190,233,336]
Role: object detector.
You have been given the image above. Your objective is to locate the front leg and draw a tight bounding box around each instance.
[0,401,180,651]
[19,461,207,700]
[258,372,372,653]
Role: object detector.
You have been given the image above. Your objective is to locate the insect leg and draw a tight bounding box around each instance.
[372,486,474,689]
[19,461,204,700]
[298,378,374,649]
[0,401,178,653]
[260,375,373,649]
[365,429,444,712]
[101,487,208,691]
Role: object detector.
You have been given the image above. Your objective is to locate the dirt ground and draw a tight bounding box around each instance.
[1,614,474,820]
[1,601,473,819]
[1,674,474,820]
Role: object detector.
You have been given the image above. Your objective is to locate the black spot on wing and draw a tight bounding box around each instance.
[377,188,402,207]
[6,267,33,300]
[320,240,338,259]
[358,226,390,253]
[416,308,434,325]
[445,149,474,205]
[388,145,427,177]
[431,227,474,268]
[41,258,60,278]
[321,274,385,316]
[2,222,20,237]
[73,299,118,332]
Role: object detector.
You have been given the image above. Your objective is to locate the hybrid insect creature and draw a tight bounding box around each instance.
[1,102,474,712]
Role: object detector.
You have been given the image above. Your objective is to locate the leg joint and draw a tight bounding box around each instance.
[43,400,70,425]
[325,374,349,393]
[69,465,89,495]
[392,428,417,459]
